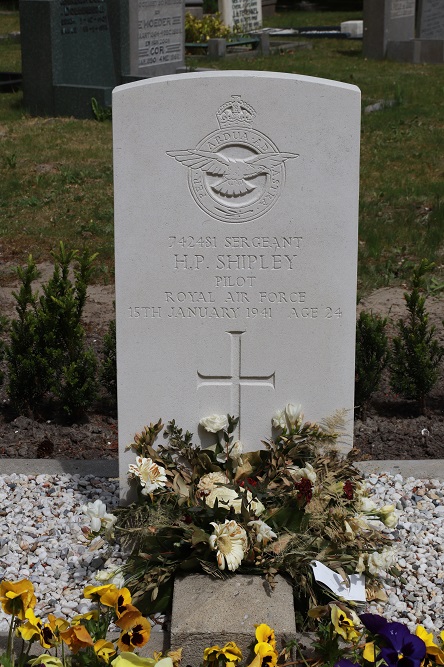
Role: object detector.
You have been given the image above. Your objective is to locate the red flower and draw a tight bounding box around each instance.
[343,480,354,500]
[295,478,313,503]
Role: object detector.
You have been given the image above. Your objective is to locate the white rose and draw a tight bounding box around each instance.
[199,414,229,433]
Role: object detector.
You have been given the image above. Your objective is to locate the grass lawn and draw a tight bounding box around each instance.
[0,9,443,295]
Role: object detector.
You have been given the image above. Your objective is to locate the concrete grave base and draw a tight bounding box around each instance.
[386,38,444,63]
[170,574,296,667]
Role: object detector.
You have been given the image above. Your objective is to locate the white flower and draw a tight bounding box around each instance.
[359,496,378,513]
[205,484,264,516]
[196,471,228,496]
[128,456,167,495]
[82,500,117,533]
[272,403,304,430]
[287,462,317,484]
[271,408,286,429]
[379,504,398,528]
[209,520,247,571]
[216,440,243,467]
[248,519,277,545]
[199,414,229,433]
[95,568,125,589]
[367,547,396,575]
[285,403,303,427]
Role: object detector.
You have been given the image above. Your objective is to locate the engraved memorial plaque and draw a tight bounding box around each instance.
[418,0,444,39]
[113,72,360,500]
[126,0,185,78]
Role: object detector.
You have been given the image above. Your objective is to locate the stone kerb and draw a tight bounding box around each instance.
[171,574,297,666]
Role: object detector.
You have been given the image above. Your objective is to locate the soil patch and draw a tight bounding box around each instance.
[1,266,443,461]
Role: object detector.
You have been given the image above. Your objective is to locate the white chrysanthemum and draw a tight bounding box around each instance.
[128,456,168,495]
[287,462,317,484]
[367,547,396,575]
[248,519,277,545]
[209,520,247,571]
[199,414,229,433]
[82,499,117,533]
[196,472,228,498]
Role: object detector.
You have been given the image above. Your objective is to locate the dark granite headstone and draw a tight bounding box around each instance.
[363,0,416,59]
[20,0,120,118]
[418,0,444,39]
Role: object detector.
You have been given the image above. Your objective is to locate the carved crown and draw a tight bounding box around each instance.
[216,95,256,129]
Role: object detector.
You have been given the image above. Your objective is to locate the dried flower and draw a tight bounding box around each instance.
[209,520,247,571]
[128,456,167,495]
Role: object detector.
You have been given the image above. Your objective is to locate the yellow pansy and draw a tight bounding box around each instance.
[203,642,242,664]
[16,609,46,645]
[94,638,117,663]
[254,642,278,667]
[60,624,94,653]
[416,626,444,665]
[0,579,36,620]
[116,610,151,652]
[363,641,378,662]
[255,624,276,650]
[71,609,100,625]
[28,656,64,667]
[83,583,118,601]
[330,605,360,643]
[111,652,156,667]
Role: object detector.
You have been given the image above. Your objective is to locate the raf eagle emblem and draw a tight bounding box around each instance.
[167,150,298,198]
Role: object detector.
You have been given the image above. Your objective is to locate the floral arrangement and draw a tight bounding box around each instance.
[114,404,397,622]
[0,578,177,667]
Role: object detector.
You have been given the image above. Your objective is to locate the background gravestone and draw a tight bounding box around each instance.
[121,0,185,79]
[363,0,416,59]
[20,0,119,118]
[219,0,262,32]
[20,0,185,119]
[417,0,444,38]
[113,71,360,501]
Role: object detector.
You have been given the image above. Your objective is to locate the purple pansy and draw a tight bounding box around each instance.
[334,660,360,667]
[360,615,426,667]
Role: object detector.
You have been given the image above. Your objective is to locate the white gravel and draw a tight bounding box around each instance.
[0,471,443,634]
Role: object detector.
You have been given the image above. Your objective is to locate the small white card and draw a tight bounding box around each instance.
[311,560,366,602]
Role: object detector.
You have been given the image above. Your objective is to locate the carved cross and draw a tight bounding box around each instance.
[197,330,275,439]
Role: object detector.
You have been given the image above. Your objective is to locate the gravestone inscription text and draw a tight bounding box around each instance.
[390,0,415,19]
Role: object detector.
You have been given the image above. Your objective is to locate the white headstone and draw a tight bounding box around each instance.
[341,20,363,38]
[219,0,262,32]
[113,71,360,500]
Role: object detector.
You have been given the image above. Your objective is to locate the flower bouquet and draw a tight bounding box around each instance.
[114,404,397,624]
[0,578,175,667]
